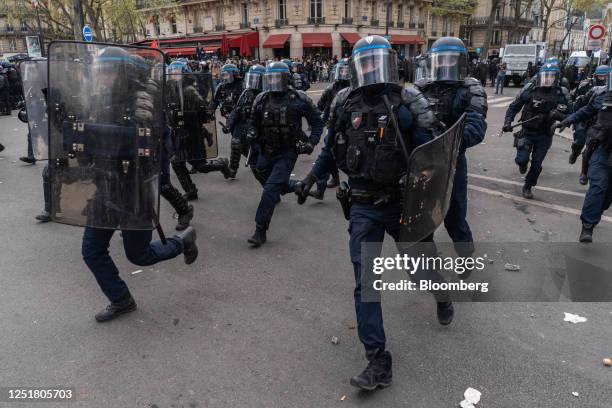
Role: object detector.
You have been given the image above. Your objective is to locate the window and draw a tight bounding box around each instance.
[495,7,501,21]
[371,1,378,21]
[493,30,501,45]
[443,16,448,33]
[170,14,177,34]
[153,15,160,36]
[278,0,287,20]
[344,0,351,18]
[418,7,424,25]
[397,4,403,24]
[20,20,27,31]
[216,7,224,26]
[408,6,414,23]
[241,3,249,24]
[431,15,437,32]
[310,0,322,18]
[9,38,16,51]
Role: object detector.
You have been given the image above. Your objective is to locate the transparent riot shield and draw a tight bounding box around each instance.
[165,72,218,162]
[47,41,165,230]
[398,113,465,244]
[19,59,48,160]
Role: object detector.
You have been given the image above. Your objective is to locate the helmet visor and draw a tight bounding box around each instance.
[264,71,289,92]
[349,48,398,88]
[335,64,350,81]
[244,72,262,90]
[538,70,558,87]
[221,71,234,84]
[427,50,465,82]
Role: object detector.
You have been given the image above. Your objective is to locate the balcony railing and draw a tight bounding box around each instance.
[418,22,425,28]
[215,24,225,31]
[193,26,202,33]
[431,30,437,36]
[371,19,379,26]
[240,22,250,29]
[307,17,325,24]
[409,22,416,28]
[342,17,353,24]
[442,31,447,36]
[466,16,534,28]
[397,22,404,28]
[275,18,288,27]
[449,31,455,36]
[386,21,394,27]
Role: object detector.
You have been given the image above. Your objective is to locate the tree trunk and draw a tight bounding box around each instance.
[72,0,85,40]
[481,0,499,59]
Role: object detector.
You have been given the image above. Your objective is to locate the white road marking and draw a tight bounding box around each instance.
[468,173,585,198]
[468,184,612,224]
[132,269,143,275]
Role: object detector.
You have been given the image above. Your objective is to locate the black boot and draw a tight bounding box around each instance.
[437,301,454,325]
[95,293,137,322]
[228,141,242,179]
[579,173,588,185]
[177,226,198,264]
[518,163,528,174]
[579,223,594,243]
[309,180,326,200]
[350,349,392,391]
[35,210,52,222]
[569,143,583,164]
[295,174,317,205]
[248,223,267,247]
[0,142,4,152]
[160,184,193,231]
[19,156,36,164]
[327,172,340,188]
[522,185,533,199]
[172,162,198,201]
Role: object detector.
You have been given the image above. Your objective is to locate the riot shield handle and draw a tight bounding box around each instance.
[382,95,411,164]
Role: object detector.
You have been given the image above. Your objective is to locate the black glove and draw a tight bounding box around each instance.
[502,122,513,133]
[296,142,314,155]
[295,173,317,205]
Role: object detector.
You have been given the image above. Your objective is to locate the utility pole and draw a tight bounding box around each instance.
[72,0,85,41]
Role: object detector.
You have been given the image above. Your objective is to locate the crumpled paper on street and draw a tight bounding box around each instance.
[563,312,587,323]
[459,387,481,408]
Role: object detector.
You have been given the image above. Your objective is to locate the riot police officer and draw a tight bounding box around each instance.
[568,65,609,165]
[246,61,323,246]
[226,64,265,178]
[503,62,570,199]
[213,63,244,119]
[47,44,199,322]
[415,37,488,257]
[551,64,612,242]
[294,35,454,390]
[308,58,351,199]
[290,62,310,91]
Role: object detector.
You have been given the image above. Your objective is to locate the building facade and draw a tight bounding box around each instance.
[135,0,444,59]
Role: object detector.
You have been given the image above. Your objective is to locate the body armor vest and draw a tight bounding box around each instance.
[521,87,565,134]
[260,91,301,155]
[421,84,458,129]
[333,89,406,185]
[219,83,240,116]
[239,89,258,122]
[594,91,612,149]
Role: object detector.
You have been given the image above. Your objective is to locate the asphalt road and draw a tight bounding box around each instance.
[1,81,611,408]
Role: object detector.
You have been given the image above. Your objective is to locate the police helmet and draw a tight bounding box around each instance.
[244,64,266,90]
[594,65,609,87]
[536,63,560,88]
[221,63,239,84]
[263,61,290,93]
[426,37,468,83]
[349,35,398,89]
[334,58,350,82]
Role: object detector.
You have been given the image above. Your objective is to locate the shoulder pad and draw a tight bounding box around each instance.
[331,87,351,110]
[401,87,439,131]
[521,80,535,93]
[324,84,335,93]
[294,89,317,109]
[463,79,488,117]
[414,78,432,91]
[252,91,269,108]
[578,80,590,90]
[592,85,606,96]
[463,77,482,87]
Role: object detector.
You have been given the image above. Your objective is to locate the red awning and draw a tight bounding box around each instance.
[390,35,424,45]
[340,33,362,46]
[229,31,260,48]
[203,46,218,53]
[263,34,291,48]
[162,47,196,56]
[302,33,332,48]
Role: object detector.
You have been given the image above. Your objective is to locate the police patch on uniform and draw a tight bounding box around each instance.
[351,112,363,129]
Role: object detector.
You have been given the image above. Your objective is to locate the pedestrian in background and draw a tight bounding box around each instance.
[495,62,506,95]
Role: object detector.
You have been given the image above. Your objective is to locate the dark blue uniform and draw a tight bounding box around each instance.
[416,78,488,253]
[249,89,323,229]
[213,80,244,118]
[227,87,260,173]
[505,82,570,188]
[560,87,611,227]
[309,86,449,351]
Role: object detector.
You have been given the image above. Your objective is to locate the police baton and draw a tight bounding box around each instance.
[382,94,411,164]
[497,116,540,138]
